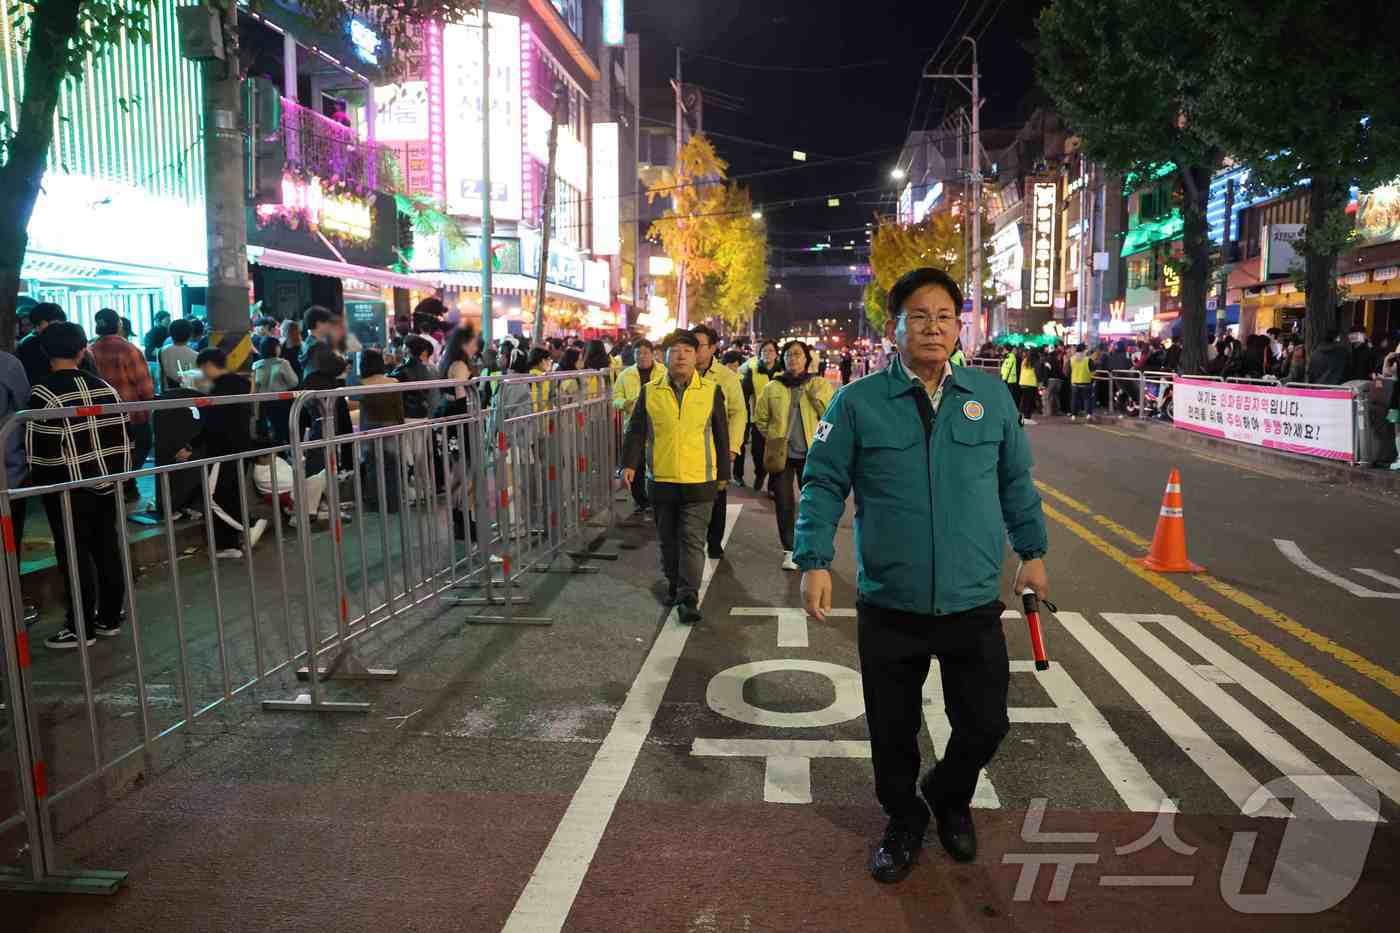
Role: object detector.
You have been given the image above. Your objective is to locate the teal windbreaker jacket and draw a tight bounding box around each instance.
[793,357,1048,616]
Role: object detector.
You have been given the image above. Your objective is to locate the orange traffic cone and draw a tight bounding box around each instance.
[1139,468,1204,573]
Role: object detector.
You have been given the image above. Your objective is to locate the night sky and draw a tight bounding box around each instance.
[626,0,1048,264]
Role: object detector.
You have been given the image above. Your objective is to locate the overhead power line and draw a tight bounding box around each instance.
[683,50,890,74]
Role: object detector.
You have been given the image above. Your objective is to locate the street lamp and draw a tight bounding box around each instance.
[751,209,762,220]
[774,283,783,290]
[890,167,907,181]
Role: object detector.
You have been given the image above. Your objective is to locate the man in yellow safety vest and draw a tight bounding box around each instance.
[621,330,732,623]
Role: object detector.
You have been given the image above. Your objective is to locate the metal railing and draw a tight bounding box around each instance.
[0,370,619,892]
[280,97,400,193]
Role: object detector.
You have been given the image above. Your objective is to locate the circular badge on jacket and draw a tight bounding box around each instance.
[962,399,985,422]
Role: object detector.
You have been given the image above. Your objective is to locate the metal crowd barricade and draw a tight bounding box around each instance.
[0,373,624,892]
[0,390,305,892]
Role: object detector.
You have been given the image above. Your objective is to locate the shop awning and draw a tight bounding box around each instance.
[426,270,606,305]
[1120,210,1184,257]
[248,246,436,291]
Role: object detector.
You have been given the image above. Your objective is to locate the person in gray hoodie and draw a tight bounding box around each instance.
[253,336,298,443]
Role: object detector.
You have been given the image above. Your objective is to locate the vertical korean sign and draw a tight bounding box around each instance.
[1173,377,1356,462]
[443,14,522,221]
[1030,180,1056,308]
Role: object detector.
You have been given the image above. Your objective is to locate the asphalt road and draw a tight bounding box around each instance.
[3,416,1399,931]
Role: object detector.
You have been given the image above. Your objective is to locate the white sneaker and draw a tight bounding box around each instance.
[781,551,798,571]
[214,548,243,560]
[1022,419,1038,426]
[247,518,269,550]
[1390,460,1400,471]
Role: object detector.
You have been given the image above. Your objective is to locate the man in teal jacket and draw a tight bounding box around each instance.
[795,267,1049,884]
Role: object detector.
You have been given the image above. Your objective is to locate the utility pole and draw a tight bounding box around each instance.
[531,80,566,344]
[1078,152,1090,341]
[203,1,251,349]
[926,36,981,344]
[673,46,688,329]
[480,0,493,345]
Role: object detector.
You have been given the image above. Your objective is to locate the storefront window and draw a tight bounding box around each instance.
[553,177,583,248]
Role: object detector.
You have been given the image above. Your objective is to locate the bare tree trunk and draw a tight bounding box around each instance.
[1177,162,1213,375]
[0,0,83,351]
[1303,173,1344,354]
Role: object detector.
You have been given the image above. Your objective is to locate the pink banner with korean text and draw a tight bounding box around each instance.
[1173,377,1355,462]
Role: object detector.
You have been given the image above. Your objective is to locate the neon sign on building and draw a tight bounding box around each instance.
[256,174,373,242]
[1030,181,1057,308]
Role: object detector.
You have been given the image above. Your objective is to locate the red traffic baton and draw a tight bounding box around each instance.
[1021,588,1052,671]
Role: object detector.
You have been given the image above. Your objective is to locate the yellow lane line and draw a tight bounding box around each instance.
[1088,424,1137,440]
[1040,502,1400,746]
[1037,479,1400,698]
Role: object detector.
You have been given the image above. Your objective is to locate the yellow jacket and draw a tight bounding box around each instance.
[698,360,747,453]
[754,375,834,450]
[635,375,722,481]
[1018,359,1039,388]
[612,363,657,415]
[529,366,552,411]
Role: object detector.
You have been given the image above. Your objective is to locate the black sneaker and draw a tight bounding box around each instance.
[45,628,96,650]
[677,600,703,625]
[707,546,725,559]
[869,820,926,884]
[94,620,123,638]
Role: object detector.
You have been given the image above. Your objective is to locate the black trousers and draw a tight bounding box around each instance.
[707,485,728,553]
[629,468,649,509]
[858,600,1010,829]
[774,456,808,550]
[652,495,711,605]
[207,459,251,551]
[42,491,125,632]
[125,421,152,489]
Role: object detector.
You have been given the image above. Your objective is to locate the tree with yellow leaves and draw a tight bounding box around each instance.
[864,210,988,330]
[647,135,768,330]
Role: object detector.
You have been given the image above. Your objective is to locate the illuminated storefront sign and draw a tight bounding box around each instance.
[592,122,620,254]
[521,233,584,291]
[373,82,428,142]
[443,14,522,220]
[1353,182,1400,246]
[349,19,381,65]
[648,255,674,276]
[256,174,373,242]
[1030,181,1056,308]
[443,236,522,274]
[583,259,611,305]
[603,0,625,46]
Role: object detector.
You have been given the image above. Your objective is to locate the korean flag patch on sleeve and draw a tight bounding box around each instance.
[813,420,834,443]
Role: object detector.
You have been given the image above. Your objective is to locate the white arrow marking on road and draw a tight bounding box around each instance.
[730,606,856,648]
[1151,614,1400,812]
[1274,539,1400,599]
[1057,612,1290,819]
[1106,614,1384,823]
[690,738,871,804]
[1353,567,1400,590]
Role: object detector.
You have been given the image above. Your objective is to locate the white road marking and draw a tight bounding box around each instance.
[502,504,742,933]
[1056,612,1289,819]
[1353,567,1400,590]
[924,660,1002,808]
[690,738,871,804]
[1154,614,1400,812]
[706,659,864,728]
[1191,664,1236,685]
[1106,614,1383,823]
[1017,658,1173,813]
[729,606,855,648]
[1274,539,1400,599]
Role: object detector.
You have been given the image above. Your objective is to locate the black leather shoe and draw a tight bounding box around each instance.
[869,821,925,884]
[933,806,977,863]
[707,545,725,559]
[678,600,703,625]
